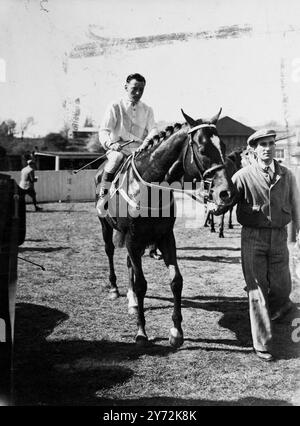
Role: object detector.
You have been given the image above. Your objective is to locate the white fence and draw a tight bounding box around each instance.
[1,170,97,202]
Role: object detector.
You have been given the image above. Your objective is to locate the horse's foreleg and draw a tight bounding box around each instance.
[204,210,210,227]
[228,207,234,229]
[210,212,216,233]
[126,255,138,315]
[219,213,225,238]
[126,245,148,345]
[158,232,184,348]
[99,219,119,299]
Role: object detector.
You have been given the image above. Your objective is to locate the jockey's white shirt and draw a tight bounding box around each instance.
[99,98,158,149]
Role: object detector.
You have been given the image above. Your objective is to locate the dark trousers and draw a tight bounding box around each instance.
[20,187,38,208]
[241,227,291,351]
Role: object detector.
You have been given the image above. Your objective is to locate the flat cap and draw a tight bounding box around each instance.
[247,129,276,147]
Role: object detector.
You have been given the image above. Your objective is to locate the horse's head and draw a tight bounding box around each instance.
[181,108,236,214]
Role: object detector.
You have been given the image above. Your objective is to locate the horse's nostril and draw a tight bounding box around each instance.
[219,190,230,201]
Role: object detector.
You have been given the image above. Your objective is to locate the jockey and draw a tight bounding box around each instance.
[96,73,159,213]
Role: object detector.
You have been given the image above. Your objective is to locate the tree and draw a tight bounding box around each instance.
[0,145,6,157]
[0,121,8,138]
[6,119,16,137]
[19,116,35,140]
[43,133,68,151]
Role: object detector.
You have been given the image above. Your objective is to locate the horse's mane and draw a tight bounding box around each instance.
[136,129,188,162]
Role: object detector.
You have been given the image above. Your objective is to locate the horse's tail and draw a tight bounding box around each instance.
[113,230,126,248]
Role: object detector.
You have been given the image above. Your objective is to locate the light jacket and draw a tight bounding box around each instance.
[19,165,36,190]
[99,98,158,149]
[232,160,300,230]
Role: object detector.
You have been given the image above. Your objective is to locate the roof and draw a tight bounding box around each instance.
[34,151,103,159]
[217,116,255,136]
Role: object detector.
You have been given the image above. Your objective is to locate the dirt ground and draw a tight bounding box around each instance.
[14,198,300,406]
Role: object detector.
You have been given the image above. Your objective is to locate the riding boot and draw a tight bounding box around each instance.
[96,171,115,215]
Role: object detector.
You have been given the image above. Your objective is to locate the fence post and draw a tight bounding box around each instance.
[0,174,25,405]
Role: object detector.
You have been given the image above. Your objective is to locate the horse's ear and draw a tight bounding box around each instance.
[181,109,197,127]
[210,107,222,124]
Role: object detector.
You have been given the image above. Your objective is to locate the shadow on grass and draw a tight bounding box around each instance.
[19,246,70,253]
[177,255,241,264]
[177,246,241,251]
[145,295,300,359]
[97,396,292,406]
[13,303,176,406]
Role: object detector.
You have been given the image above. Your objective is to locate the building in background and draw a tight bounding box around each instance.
[216,116,255,153]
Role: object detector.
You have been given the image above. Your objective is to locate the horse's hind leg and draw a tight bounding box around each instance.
[127,255,138,315]
[158,232,184,348]
[99,218,119,299]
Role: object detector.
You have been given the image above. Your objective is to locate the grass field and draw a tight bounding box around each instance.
[14,200,300,406]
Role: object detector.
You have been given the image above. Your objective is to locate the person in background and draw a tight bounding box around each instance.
[231,129,300,362]
[97,73,158,214]
[19,159,42,212]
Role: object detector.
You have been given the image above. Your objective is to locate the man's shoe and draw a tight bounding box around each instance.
[271,300,294,321]
[254,349,275,362]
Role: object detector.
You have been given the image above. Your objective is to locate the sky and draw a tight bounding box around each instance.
[1,0,300,136]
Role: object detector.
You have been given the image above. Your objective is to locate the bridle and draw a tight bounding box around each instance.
[183,123,225,202]
[116,123,226,208]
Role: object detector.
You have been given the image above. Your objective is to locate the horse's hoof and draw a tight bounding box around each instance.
[108,289,120,300]
[149,252,162,260]
[135,334,149,346]
[128,306,138,315]
[169,328,184,348]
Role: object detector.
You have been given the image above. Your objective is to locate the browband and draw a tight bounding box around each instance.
[188,123,216,134]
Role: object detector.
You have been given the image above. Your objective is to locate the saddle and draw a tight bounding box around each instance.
[95,155,141,217]
[95,155,176,218]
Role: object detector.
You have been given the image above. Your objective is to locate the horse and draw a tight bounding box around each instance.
[204,147,256,237]
[97,108,236,347]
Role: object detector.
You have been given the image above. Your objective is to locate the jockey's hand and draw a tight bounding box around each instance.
[136,141,149,153]
[110,142,122,152]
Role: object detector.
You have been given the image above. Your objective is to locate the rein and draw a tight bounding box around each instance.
[111,124,226,210]
[130,126,224,200]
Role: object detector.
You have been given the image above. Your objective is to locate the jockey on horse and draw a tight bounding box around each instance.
[96,73,159,214]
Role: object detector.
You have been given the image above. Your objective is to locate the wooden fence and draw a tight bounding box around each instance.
[1,170,97,203]
[1,166,300,204]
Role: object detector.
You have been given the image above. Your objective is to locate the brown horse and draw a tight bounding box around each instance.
[98,108,236,347]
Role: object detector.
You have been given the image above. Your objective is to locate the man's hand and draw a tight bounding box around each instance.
[136,140,150,153]
[110,142,122,152]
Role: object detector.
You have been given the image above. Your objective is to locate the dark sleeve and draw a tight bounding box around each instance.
[290,171,300,231]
